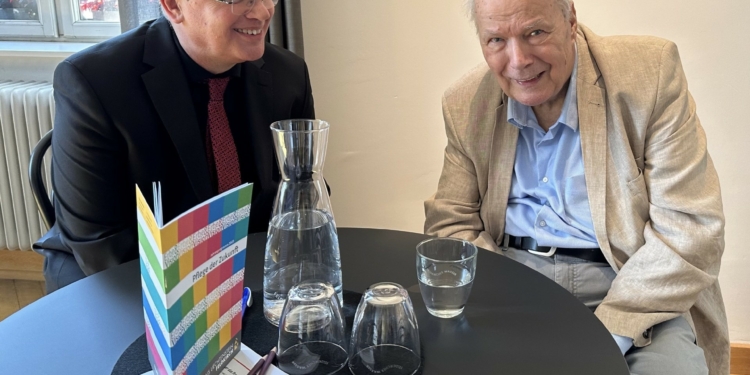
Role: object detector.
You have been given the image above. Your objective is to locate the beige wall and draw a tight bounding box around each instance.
[302,0,750,342]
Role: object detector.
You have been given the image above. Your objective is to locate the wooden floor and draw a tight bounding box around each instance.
[734,342,750,375]
[0,250,46,321]
[0,249,45,282]
[0,279,45,321]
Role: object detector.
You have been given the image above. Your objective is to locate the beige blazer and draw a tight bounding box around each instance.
[425,25,728,374]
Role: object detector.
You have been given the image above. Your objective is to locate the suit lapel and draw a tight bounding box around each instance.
[576,32,614,262]
[241,59,275,192]
[141,18,213,202]
[486,100,518,242]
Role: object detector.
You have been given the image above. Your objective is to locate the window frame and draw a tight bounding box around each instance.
[0,0,121,40]
[57,0,121,39]
[0,0,58,38]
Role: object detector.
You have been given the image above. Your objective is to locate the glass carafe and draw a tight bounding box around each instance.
[263,119,343,326]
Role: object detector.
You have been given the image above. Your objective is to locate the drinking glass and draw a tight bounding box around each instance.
[277,281,348,375]
[416,237,478,318]
[349,282,421,375]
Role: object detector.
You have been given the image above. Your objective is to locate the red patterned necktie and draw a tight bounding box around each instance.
[207,77,242,193]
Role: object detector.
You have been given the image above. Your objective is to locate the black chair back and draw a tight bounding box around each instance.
[28,130,54,229]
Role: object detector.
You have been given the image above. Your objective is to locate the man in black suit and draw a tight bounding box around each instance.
[34,0,314,293]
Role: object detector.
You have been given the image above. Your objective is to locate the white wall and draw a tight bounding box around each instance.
[302,0,750,342]
[302,1,484,232]
[0,56,61,82]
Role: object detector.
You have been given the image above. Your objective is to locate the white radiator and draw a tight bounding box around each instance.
[0,81,54,251]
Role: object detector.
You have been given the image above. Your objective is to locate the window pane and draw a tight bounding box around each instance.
[79,0,119,22]
[0,0,40,20]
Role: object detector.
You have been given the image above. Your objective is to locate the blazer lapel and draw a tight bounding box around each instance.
[241,59,275,193]
[141,18,213,202]
[576,32,614,264]
[486,99,519,242]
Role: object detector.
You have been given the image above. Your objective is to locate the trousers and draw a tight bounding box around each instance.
[502,247,708,375]
[40,249,86,294]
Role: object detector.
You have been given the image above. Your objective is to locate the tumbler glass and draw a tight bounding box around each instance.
[277,281,348,375]
[349,282,421,375]
[416,237,477,318]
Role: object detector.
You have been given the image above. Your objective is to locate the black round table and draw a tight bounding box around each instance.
[0,228,629,374]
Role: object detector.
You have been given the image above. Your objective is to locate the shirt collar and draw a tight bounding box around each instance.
[507,45,579,132]
[171,29,241,82]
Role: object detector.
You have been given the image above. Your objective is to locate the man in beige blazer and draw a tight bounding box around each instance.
[425,0,728,373]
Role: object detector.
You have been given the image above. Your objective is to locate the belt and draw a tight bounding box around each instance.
[503,235,607,263]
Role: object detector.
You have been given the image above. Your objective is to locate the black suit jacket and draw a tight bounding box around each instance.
[35,17,315,276]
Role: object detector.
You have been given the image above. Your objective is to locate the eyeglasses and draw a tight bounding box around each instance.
[215,0,279,15]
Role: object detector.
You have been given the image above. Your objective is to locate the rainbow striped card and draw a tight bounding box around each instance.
[137,183,253,375]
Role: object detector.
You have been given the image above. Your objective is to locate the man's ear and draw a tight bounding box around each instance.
[569,1,578,37]
[160,0,185,24]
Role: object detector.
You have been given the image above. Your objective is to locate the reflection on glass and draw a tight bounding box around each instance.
[78,0,119,21]
[0,0,40,21]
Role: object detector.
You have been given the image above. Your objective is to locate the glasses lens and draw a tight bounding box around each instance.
[230,0,247,15]
[230,0,277,15]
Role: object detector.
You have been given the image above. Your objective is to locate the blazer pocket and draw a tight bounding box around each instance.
[626,168,650,224]
[626,168,648,199]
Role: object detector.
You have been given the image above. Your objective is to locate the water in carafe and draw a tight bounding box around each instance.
[264,120,343,326]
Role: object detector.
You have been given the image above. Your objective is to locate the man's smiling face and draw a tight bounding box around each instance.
[475,0,577,108]
[169,0,275,73]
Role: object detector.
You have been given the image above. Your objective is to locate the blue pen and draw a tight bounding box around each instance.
[241,287,252,315]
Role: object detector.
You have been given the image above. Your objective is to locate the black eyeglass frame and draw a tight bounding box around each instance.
[214,0,279,6]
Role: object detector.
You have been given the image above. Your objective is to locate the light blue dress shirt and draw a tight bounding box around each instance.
[505,53,599,249]
[504,54,633,354]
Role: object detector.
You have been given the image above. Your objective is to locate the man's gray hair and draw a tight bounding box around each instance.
[465,0,572,22]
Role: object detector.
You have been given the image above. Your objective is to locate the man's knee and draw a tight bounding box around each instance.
[625,317,708,375]
[42,250,86,294]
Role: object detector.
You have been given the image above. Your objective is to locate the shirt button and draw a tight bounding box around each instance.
[542,177,549,183]
[539,220,547,227]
